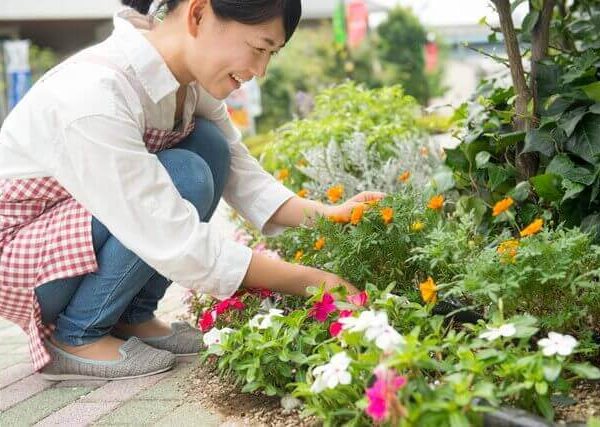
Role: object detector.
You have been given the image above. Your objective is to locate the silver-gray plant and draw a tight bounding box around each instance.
[297,132,442,197]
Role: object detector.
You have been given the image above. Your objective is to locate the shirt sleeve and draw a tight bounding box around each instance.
[53,113,252,300]
[194,84,296,236]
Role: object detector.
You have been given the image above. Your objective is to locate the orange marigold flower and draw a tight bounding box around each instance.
[492,197,514,217]
[419,147,430,157]
[351,204,365,225]
[328,214,350,224]
[497,239,519,263]
[294,250,304,262]
[411,221,425,232]
[296,189,308,198]
[276,168,289,181]
[419,277,437,304]
[380,207,394,225]
[327,185,345,203]
[398,171,411,183]
[314,237,326,250]
[520,218,543,237]
[427,195,444,210]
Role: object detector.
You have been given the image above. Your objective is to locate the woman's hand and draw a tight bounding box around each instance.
[325,191,387,221]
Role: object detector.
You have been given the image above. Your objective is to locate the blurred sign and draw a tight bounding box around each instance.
[425,41,439,73]
[226,78,262,135]
[3,40,31,110]
[347,0,368,49]
[333,0,347,47]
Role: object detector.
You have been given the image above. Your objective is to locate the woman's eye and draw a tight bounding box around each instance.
[254,47,266,54]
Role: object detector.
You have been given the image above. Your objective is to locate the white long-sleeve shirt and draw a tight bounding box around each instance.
[0,8,295,299]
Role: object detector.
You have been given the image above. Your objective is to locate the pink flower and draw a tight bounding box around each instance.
[365,367,407,422]
[199,310,216,332]
[330,310,354,337]
[347,291,368,307]
[310,293,337,322]
[215,297,245,315]
[339,310,354,318]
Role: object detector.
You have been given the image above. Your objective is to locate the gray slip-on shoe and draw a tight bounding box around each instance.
[113,321,203,356]
[40,336,176,381]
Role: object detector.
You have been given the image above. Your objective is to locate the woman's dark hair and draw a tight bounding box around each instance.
[121,0,302,42]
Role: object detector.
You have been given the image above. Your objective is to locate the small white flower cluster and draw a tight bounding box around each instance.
[248,309,284,329]
[202,327,234,355]
[479,323,516,341]
[479,323,578,357]
[310,352,353,393]
[339,310,405,352]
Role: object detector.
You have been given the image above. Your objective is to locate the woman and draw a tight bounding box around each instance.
[0,0,384,381]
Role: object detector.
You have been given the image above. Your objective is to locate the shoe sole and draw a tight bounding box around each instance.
[40,363,174,382]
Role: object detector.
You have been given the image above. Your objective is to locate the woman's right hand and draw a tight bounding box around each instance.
[242,252,359,297]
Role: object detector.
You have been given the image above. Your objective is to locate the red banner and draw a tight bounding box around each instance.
[346,0,368,49]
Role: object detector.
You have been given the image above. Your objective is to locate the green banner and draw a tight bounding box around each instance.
[333,0,347,46]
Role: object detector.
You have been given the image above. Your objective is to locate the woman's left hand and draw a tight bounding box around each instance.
[325,191,387,220]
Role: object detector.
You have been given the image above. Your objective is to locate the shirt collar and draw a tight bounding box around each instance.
[112,7,180,103]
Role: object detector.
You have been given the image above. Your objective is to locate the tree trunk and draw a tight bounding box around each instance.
[492,0,537,180]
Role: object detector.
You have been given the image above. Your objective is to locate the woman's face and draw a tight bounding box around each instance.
[184,0,286,100]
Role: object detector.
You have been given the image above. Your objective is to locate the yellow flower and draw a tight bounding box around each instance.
[492,197,514,217]
[497,239,519,263]
[380,207,394,225]
[419,277,437,304]
[520,218,543,237]
[294,250,304,262]
[427,195,444,210]
[297,189,308,198]
[296,158,307,167]
[398,171,411,183]
[411,221,425,232]
[327,185,345,204]
[350,204,365,225]
[314,237,326,251]
[277,169,289,181]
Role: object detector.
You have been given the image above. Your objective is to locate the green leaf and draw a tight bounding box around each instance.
[530,173,564,201]
[562,179,586,201]
[488,164,513,191]
[456,196,488,225]
[568,363,600,379]
[559,107,588,137]
[496,130,525,150]
[445,147,469,172]
[588,416,600,427]
[521,11,540,34]
[535,381,548,395]
[543,363,562,382]
[590,103,600,114]
[475,151,491,169]
[508,181,532,202]
[449,412,471,427]
[430,166,456,193]
[581,82,600,101]
[546,153,597,185]
[581,213,600,242]
[566,114,600,163]
[535,395,555,420]
[523,128,557,157]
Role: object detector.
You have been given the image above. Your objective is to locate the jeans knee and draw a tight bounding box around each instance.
[157,148,214,219]
[194,118,231,172]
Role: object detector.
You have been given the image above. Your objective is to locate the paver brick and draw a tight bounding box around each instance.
[0,374,53,411]
[34,401,122,426]
[92,399,180,425]
[0,362,33,389]
[80,371,171,402]
[154,401,222,427]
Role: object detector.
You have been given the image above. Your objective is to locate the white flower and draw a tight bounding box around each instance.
[310,352,353,393]
[368,325,406,352]
[248,308,284,329]
[339,310,389,333]
[202,327,234,355]
[479,323,517,341]
[538,332,578,357]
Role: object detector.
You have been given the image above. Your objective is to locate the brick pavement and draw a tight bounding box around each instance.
[0,202,237,426]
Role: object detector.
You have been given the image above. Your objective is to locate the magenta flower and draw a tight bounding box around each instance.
[199,310,216,332]
[215,297,245,315]
[347,291,369,307]
[365,367,407,422]
[310,293,337,322]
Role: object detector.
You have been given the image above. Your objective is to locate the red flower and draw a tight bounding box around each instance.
[199,310,216,332]
[215,297,245,315]
[347,291,368,307]
[339,310,354,318]
[329,321,343,337]
[309,293,337,322]
[250,288,275,299]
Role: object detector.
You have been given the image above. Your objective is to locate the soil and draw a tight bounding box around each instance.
[555,380,600,425]
[182,360,321,427]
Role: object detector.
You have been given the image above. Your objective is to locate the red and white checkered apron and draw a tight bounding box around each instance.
[0,54,195,371]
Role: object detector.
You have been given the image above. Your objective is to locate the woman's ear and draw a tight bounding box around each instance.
[187,0,208,36]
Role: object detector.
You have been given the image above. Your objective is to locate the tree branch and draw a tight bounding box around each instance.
[531,0,555,119]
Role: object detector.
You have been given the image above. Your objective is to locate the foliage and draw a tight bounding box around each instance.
[260,82,423,181]
[445,0,600,232]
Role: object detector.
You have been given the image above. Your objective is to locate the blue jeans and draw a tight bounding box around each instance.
[35,118,231,346]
